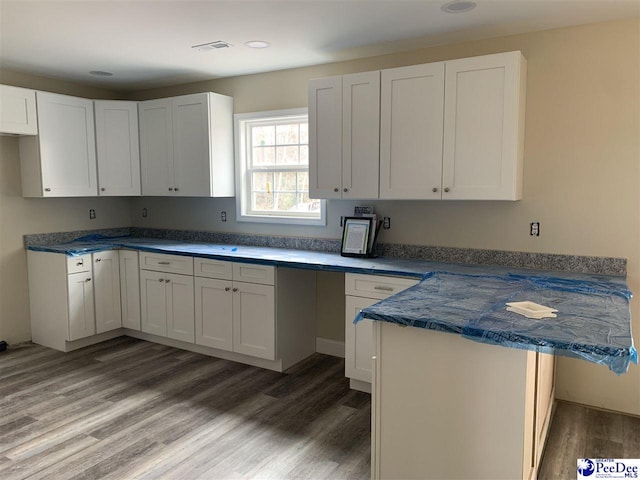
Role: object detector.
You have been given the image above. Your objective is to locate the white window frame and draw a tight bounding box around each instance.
[234,108,326,226]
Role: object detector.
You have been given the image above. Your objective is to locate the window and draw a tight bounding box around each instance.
[235,108,326,225]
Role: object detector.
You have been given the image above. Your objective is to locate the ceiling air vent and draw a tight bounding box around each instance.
[192,41,233,51]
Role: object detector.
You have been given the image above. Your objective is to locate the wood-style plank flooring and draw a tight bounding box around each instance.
[1,337,370,480]
[2,337,639,479]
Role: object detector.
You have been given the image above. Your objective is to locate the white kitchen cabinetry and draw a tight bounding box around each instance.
[139,92,234,197]
[380,62,445,200]
[0,84,37,135]
[371,322,554,480]
[119,250,141,330]
[27,250,125,352]
[19,91,97,197]
[139,252,195,342]
[94,100,141,196]
[195,259,275,360]
[308,71,380,199]
[93,250,122,334]
[442,51,526,200]
[345,273,419,392]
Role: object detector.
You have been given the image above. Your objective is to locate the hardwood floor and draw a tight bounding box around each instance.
[538,400,640,480]
[3,338,638,480]
[1,338,370,480]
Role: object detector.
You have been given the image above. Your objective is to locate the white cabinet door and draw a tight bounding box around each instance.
[119,250,141,330]
[195,277,233,351]
[140,269,168,336]
[139,98,174,195]
[172,93,211,196]
[342,71,380,199]
[309,76,343,199]
[380,63,445,200]
[93,251,122,334]
[166,273,195,343]
[0,84,37,135]
[345,295,377,383]
[21,91,97,197]
[67,271,96,341]
[95,100,141,196]
[232,282,275,360]
[442,52,525,200]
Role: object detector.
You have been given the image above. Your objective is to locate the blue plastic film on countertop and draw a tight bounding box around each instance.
[27,236,636,374]
[358,272,637,375]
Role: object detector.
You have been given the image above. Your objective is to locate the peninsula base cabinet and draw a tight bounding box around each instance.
[27,250,124,352]
[371,322,554,480]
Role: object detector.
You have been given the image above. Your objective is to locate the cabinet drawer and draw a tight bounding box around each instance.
[139,252,194,275]
[194,258,233,280]
[66,254,92,274]
[232,263,275,286]
[345,273,419,300]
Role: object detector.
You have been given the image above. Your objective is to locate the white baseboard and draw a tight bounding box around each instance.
[316,337,345,358]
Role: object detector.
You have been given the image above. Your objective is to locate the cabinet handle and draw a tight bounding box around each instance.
[232,288,238,292]
[76,261,83,266]
[158,261,170,265]
[374,286,394,292]
[159,278,164,283]
[432,187,438,193]
[44,188,51,192]
[168,187,174,191]
[100,187,106,192]
[334,188,339,192]
[444,187,450,193]
[85,278,91,282]
[225,287,231,292]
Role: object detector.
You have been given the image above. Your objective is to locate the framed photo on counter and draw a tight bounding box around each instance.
[341,216,373,257]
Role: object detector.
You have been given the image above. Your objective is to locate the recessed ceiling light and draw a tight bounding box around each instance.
[441,0,477,13]
[89,70,113,77]
[244,40,271,49]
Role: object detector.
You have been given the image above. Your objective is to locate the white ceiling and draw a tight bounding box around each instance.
[0,0,638,92]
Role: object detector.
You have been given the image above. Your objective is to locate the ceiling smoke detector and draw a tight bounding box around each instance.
[441,0,477,13]
[192,41,233,51]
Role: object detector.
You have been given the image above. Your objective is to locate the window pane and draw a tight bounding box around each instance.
[299,145,309,165]
[252,146,276,166]
[274,171,297,192]
[251,125,275,146]
[296,171,309,192]
[252,191,274,211]
[276,146,300,165]
[274,192,296,211]
[276,124,299,145]
[299,123,308,144]
[252,171,274,192]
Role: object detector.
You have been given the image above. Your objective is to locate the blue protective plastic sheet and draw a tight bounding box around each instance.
[358,271,637,375]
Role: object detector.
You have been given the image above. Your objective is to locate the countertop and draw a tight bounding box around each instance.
[28,235,637,374]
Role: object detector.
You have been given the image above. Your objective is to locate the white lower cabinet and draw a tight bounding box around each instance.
[67,270,96,341]
[119,250,141,330]
[93,250,122,334]
[345,273,419,391]
[194,259,275,361]
[140,268,195,343]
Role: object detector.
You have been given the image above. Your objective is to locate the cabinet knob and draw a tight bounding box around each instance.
[334,188,339,192]
[232,288,238,292]
[444,187,450,193]
[95,258,101,262]
[174,187,179,192]
[343,188,348,193]
[85,278,91,282]
[432,187,438,193]
[165,279,171,283]
[44,188,51,192]
[100,187,106,192]
[168,187,174,191]
[225,287,231,292]
[159,278,164,283]
[76,261,83,266]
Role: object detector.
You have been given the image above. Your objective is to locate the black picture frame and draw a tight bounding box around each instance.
[341,216,373,257]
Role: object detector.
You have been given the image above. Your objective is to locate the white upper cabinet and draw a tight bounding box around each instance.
[309,71,380,199]
[139,92,234,197]
[94,100,141,196]
[0,85,37,135]
[19,91,97,197]
[380,63,445,200]
[442,51,526,200]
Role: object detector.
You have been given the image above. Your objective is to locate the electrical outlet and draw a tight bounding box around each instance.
[382,217,391,229]
[530,222,540,236]
[221,211,227,222]
[142,208,148,218]
[89,209,96,220]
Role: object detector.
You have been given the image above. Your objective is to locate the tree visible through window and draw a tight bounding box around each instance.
[235,109,325,225]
